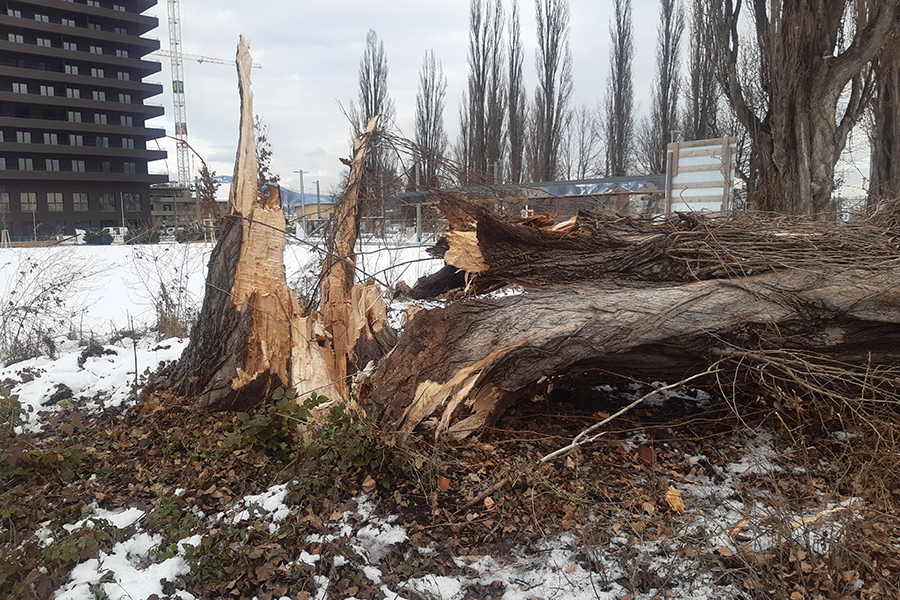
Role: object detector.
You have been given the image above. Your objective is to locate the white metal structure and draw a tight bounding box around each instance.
[166,0,190,184]
[665,137,738,213]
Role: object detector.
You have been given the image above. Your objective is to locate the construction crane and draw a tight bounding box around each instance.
[153,49,263,69]
[159,0,261,184]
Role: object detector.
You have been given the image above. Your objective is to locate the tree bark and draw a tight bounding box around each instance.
[170,39,394,411]
[869,29,900,207]
[709,0,900,215]
[374,206,900,440]
[171,37,299,411]
[370,268,900,440]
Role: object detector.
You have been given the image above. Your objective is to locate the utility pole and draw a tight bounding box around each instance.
[315,180,321,224]
[293,169,306,233]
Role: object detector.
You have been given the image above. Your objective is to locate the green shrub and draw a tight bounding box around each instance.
[83,230,113,245]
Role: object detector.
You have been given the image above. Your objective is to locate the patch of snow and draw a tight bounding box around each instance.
[55,532,197,600]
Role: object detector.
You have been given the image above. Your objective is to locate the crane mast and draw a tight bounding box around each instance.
[166,0,190,184]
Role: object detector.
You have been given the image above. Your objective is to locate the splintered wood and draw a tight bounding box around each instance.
[170,38,392,411]
[368,207,900,440]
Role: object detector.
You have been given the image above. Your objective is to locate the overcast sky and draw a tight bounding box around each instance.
[143,0,869,198]
[143,0,667,195]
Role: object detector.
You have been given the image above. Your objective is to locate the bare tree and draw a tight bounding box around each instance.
[707,0,899,215]
[414,50,449,188]
[529,0,574,182]
[645,0,685,174]
[869,28,900,207]
[507,0,528,183]
[560,104,600,180]
[460,0,507,184]
[682,0,720,141]
[604,0,635,177]
[349,29,396,199]
[196,162,221,219]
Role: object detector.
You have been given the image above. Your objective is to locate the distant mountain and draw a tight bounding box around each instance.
[278,185,334,207]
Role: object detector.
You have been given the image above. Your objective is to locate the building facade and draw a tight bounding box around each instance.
[0,0,166,241]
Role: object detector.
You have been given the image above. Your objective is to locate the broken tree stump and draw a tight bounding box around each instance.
[170,38,393,411]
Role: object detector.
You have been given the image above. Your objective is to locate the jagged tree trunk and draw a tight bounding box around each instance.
[170,37,299,411]
[170,39,393,411]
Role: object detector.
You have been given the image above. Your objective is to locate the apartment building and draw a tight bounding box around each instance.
[0,0,166,240]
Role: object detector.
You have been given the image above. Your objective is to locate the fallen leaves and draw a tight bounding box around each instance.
[665,485,685,514]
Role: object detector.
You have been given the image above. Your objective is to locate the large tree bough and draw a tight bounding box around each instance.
[369,206,900,440]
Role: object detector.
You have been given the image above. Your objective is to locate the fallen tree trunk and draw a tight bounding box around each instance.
[370,206,900,439]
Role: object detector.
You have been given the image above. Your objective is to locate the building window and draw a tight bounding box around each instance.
[88,22,101,31]
[16,131,32,143]
[114,26,128,34]
[46,159,60,171]
[34,14,49,22]
[91,68,104,78]
[101,161,111,172]
[89,46,103,55]
[47,193,64,211]
[93,90,106,101]
[115,49,129,58]
[37,38,52,48]
[66,87,80,99]
[120,115,133,126]
[8,33,24,43]
[62,18,76,27]
[96,136,109,147]
[63,41,77,50]
[98,193,116,212]
[94,113,107,125]
[0,193,9,211]
[117,71,130,81]
[113,4,126,12]
[124,193,141,211]
[7,9,22,17]
[65,65,79,75]
[122,138,134,149]
[21,192,37,211]
[18,158,34,171]
[12,82,27,94]
[49,221,66,235]
[71,160,85,172]
[87,0,101,6]
[67,111,82,123]
[124,162,136,174]
[0,158,5,170]
[44,133,58,145]
[118,93,131,104]
[69,134,83,146]
[40,85,54,96]
[73,193,89,212]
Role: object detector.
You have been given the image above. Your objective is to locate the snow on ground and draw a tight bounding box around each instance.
[0,241,868,599]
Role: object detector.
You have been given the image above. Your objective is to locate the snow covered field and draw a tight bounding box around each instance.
[0,241,876,600]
